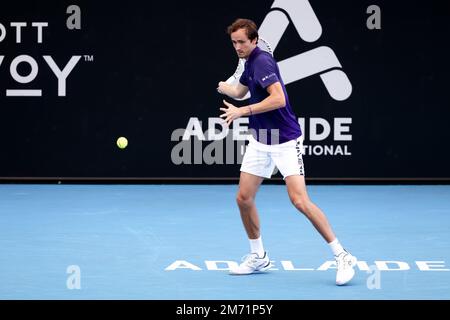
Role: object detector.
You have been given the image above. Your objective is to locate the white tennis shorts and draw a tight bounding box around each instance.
[240,135,305,179]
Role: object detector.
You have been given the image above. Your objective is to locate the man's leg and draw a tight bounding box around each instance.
[229,172,271,275]
[285,174,357,285]
[285,175,336,242]
[236,171,264,240]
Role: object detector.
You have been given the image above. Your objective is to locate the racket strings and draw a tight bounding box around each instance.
[257,37,273,56]
[231,59,246,79]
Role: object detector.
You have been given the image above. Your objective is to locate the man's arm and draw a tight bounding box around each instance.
[217,81,249,99]
[244,82,286,115]
[220,82,286,126]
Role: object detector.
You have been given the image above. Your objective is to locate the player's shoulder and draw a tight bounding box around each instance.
[254,51,276,65]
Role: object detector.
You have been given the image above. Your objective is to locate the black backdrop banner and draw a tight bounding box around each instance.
[0,0,449,180]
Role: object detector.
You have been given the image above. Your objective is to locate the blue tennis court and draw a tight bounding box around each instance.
[0,184,449,299]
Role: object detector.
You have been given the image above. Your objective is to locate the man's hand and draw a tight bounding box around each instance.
[220,100,245,126]
[217,81,229,95]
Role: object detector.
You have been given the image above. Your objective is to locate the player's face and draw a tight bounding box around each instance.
[230,28,257,59]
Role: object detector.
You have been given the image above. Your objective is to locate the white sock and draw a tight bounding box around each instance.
[249,236,265,258]
[329,238,345,256]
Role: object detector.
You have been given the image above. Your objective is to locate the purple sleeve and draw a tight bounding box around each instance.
[254,55,280,89]
[239,67,248,86]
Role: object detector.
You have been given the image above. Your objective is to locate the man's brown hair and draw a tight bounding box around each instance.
[227,18,259,41]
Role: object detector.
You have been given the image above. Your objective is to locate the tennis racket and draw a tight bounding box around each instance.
[225,37,273,100]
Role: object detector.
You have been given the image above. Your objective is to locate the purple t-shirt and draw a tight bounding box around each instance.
[240,46,302,145]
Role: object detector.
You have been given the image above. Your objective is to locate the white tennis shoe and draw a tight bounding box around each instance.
[335,250,357,285]
[229,252,271,275]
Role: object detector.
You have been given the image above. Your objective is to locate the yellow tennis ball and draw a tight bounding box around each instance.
[116,137,128,149]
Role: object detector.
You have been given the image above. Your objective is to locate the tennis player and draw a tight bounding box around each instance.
[217,18,357,285]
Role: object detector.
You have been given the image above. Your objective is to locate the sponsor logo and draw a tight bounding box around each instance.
[165,259,449,272]
[0,7,92,97]
[259,0,352,101]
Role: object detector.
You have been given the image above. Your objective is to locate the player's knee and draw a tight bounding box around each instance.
[236,193,254,209]
[291,196,310,215]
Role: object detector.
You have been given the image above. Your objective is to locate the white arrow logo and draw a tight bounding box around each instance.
[259,0,352,101]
